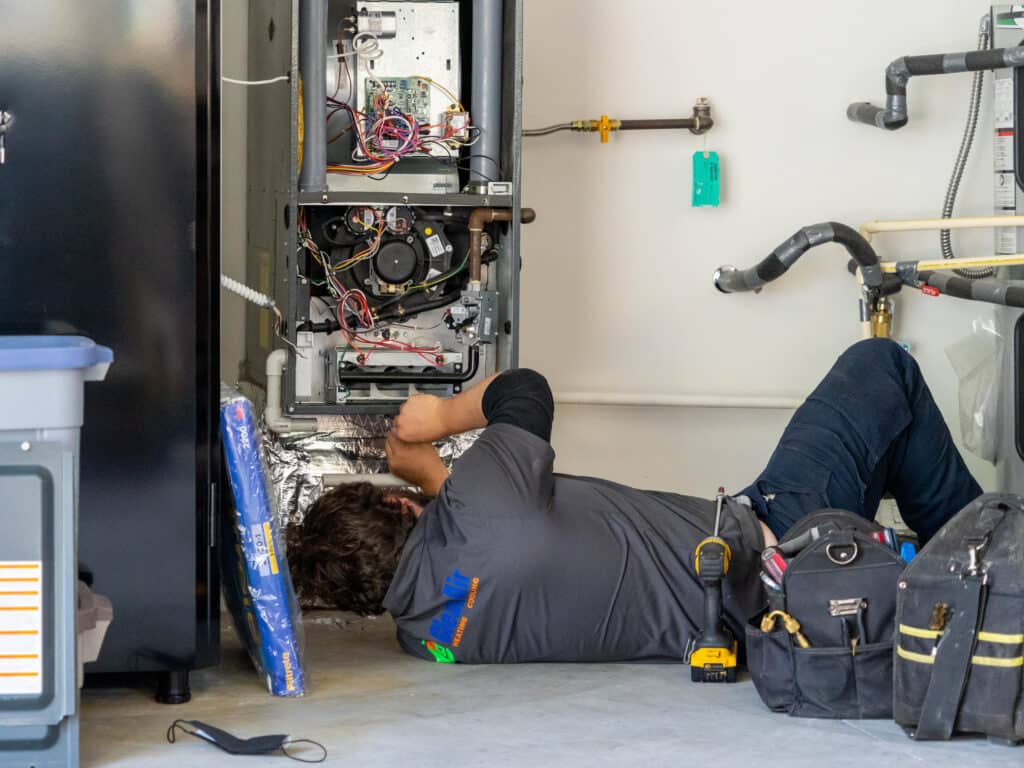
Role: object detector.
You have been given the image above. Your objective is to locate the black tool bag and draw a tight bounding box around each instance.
[894,493,1024,743]
[745,509,906,718]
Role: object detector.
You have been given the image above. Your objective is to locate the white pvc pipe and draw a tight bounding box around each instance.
[265,349,317,434]
[553,392,803,410]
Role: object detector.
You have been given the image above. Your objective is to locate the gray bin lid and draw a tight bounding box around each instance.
[0,335,113,372]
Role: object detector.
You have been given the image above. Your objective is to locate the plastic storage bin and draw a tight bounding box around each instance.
[0,337,112,768]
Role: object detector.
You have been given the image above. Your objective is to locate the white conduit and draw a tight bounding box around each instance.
[859,215,1024,241]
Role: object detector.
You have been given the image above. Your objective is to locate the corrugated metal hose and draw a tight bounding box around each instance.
[942,24,995,279]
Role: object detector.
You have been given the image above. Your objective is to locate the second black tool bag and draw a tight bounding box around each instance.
[746,509,906,718]
[894,493,1024,743]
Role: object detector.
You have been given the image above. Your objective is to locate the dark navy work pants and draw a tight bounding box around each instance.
[741,339,982,543]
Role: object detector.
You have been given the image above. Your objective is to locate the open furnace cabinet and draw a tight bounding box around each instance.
[243,0,526,423]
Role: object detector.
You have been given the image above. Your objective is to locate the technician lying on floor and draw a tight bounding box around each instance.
[287,339,980,663]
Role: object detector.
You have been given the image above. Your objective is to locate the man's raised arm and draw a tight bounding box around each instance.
[392,374,499,444]
[392,369,555,444]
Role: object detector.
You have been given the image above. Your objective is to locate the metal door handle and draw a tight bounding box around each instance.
[0,110,13,165]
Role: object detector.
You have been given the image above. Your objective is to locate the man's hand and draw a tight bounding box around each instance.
[385,432,449,497]
[392,373,498,443]
[392,394,448,444]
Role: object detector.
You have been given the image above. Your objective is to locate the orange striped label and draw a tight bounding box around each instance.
[0,561,42,694]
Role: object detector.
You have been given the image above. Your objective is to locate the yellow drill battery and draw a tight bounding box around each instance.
[689,644,739,683]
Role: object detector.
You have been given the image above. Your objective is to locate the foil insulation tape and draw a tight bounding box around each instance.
[261,415,480,532]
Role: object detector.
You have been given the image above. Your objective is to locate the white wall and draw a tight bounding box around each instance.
[520,0,999,494]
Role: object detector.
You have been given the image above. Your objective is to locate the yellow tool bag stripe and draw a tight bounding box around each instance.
[971,655,1024,668]
[897,645,1024,668]
[897,645,935,664]
[899,625,1024,644]
[899,624,941,640]
[977,631,1024,644]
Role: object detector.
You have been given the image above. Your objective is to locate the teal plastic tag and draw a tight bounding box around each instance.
[692,150,720,207]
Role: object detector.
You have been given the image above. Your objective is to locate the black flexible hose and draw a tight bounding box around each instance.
[848,45,1024,130]
[918,271,1024,307]
[296,317,340,334]
[714,222,882,294]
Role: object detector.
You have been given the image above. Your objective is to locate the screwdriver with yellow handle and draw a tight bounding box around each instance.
[689,488,739,682]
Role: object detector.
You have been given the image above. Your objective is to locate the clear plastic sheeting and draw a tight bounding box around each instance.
[220,386,306,696]
[945,317,1004,463]
[263,417,480,530]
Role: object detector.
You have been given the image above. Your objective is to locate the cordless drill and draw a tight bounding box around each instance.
[689,488,738,683]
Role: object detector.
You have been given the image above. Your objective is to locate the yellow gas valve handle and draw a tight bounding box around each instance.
[570,116,622,143]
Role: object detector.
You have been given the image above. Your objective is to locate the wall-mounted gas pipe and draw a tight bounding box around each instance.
[524,98,713,143]
[714,220,1024,339]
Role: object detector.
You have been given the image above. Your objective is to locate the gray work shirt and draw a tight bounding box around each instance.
[383,424,766,663]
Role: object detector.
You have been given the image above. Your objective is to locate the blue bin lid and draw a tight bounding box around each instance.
[0,336,114,372]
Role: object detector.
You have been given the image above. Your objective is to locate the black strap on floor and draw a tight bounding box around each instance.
[913,576,986,740]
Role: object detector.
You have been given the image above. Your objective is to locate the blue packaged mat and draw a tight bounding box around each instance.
[220,393,305,697]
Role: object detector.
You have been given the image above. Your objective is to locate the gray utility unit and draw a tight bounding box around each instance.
[0,337,111,768]
[243,0,527,416]
[992,4,1024,496]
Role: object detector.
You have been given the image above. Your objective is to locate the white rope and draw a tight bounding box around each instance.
[221,75,289,86]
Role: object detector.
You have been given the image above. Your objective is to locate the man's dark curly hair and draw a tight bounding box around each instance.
[286,482,423,615]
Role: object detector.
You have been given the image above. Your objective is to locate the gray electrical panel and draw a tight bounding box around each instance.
[244,0,526,416]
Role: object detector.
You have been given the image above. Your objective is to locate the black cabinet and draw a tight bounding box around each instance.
[0,1,220,698]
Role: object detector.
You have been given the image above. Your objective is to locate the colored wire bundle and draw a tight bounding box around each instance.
[298,207,447,368]
[335,288,444,368]
[298,209,385,295]
[324,30,473,177]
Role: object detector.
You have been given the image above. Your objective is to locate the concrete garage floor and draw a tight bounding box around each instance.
[81,613,1020,768]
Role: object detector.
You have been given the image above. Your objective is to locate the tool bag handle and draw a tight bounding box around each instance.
[911,575,987,740]
[913,501,1007,739]
[779,508,879,545]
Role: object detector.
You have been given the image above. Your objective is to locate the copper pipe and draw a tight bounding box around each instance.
[468,207,537,283]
